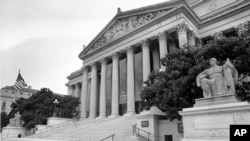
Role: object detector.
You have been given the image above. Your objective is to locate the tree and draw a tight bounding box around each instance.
[10,88,80,130]
[141,21,250,120]
[1,112,9,131]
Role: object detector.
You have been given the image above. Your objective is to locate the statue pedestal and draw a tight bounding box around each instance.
[179,95,250,141]
[2,126,25,138]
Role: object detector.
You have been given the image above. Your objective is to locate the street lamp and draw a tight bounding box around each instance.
[52,99,59,117]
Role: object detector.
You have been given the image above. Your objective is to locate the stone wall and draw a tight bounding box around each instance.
[158,120,183,141]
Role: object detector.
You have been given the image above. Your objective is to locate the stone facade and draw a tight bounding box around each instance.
[0,86,38,114]
[66,0,250,119]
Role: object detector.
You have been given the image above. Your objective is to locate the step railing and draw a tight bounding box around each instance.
[132,125,151,141]
[99,134,115,141]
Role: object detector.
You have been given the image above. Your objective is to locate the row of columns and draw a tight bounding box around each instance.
[69,23,195,118]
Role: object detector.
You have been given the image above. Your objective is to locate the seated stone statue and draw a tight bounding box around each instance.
[8,112,22,127]
[196,58,238,98]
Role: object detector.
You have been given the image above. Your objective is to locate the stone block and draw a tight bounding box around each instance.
[2,126,26,138]
[179,95,250,141]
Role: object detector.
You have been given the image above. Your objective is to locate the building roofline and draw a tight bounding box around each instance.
[79,0,184,58]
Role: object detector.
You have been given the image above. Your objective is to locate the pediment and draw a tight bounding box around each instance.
[91,9,172,50]
[79,0,185,57]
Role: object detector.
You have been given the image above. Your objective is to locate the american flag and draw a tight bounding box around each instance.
[13,70,27,91]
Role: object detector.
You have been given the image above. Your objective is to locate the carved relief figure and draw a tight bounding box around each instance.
[196,58,238,98]
[90,10,168,52]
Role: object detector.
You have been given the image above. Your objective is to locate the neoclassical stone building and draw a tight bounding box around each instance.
[66,0,250,119]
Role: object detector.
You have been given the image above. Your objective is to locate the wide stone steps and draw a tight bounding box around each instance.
[25,115,138,141]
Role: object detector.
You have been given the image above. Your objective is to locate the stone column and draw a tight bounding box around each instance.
[67,85,73,96]
[142,40,151,84]
[71,85,75,97]
[67,85,71,95]
[188,31,196,46]
[110,53,120,118]
[126,46,135,115]
[177,22,188,48]
[75,83,80,98]
[152,47,160,70]
[158,31,168,70]
[89,63,98,118]
[99,58,107,118]
[80,67,89,118]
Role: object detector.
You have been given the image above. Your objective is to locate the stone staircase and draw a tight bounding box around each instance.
[6,115,138,141]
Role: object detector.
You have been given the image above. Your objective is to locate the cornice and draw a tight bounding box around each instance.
[199,1,250,28]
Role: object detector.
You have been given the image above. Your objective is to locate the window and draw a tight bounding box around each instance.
[12,91,15,94]
[5,90,8,92]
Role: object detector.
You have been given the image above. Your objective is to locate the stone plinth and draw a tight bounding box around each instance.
[137,106,166,141]
[2,126,25,138]
[179,95,250,141]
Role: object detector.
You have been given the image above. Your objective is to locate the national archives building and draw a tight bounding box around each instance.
[66,0,250,119]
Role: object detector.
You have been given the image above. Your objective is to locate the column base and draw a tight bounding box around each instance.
[88,115,96,119]
[108,113,120,118]
[96,116,106,119]
[79,116,88,120]
[124,111,136,116]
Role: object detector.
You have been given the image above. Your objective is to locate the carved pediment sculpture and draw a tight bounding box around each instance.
[87,9,170,53]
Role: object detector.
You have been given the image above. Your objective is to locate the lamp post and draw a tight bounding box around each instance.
[53,99,59,117]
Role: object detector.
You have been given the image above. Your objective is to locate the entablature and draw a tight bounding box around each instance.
[67,68,83,80]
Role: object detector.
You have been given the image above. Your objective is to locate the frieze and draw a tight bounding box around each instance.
[89,9,169,52]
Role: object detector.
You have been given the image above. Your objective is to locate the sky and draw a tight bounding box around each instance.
[0,0,169,94]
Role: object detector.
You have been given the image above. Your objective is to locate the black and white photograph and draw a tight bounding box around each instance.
[1,0,250,141]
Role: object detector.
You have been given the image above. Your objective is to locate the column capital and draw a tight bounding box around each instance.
[158,32,167,41]
[188,31,196,41]
[112,52,119,61]
[82,66,90,71]
[100,57,107,64]
[234,21,249,35]
[91,62,97,69]
[177,22,188,33]
[141,39,149,49]
[126,46,134,55]
[212,31,225,40]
